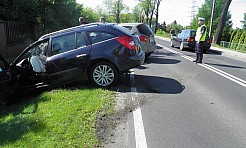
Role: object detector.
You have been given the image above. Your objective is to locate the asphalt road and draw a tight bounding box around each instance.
[127,38,246,148]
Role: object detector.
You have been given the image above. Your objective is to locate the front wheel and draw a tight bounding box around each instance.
[90,62,118,87]
[170,40,174,47]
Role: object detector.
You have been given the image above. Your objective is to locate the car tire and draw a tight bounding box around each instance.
[90,62,118,87]
[170,40,174,47]
[180,42,184,51]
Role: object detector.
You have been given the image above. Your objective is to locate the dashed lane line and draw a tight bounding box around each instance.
[158,44,246,88]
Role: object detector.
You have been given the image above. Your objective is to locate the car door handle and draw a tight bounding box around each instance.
[76,54,87,58]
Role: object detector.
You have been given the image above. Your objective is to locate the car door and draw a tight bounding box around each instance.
[0,40,49,97]
[46,32,91,84]
[173,31,182,46]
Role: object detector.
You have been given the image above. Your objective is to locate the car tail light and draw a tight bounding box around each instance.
[187,37,194,42]
[139,36,148,42]
[116,36,136,50]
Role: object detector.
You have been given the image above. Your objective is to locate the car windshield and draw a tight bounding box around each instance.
[137,24,154,36]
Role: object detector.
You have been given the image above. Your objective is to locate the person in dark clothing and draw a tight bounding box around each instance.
[193,17,207,63]
[99,17,107,24]
[79,17,87,25]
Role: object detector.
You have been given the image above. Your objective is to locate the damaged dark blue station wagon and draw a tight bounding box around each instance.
[0,23,145,104]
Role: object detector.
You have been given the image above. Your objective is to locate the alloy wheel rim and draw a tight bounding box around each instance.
[93,65,114,86]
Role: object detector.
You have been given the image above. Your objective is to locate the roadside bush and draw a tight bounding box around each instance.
[156,29,171,38]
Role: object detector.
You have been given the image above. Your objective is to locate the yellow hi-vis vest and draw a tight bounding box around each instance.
[195,25,207,42]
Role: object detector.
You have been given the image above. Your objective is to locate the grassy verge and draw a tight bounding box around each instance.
[212,43,246,53]
[156,30,171,39]
[0,87,115,147]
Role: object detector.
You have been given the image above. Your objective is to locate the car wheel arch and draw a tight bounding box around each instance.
[88,59,119,87]
[87,59,119,77]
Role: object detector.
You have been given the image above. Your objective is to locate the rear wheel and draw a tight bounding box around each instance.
[90,62,118,87]
[170,40,174,47]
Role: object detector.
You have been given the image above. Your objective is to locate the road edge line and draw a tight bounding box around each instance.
[129,70,148,148]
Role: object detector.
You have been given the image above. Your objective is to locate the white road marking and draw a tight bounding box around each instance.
[130,70,148,148]
[158,44,246,88]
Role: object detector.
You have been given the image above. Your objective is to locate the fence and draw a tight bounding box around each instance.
[220,41,246,51]
[4,21,35,45]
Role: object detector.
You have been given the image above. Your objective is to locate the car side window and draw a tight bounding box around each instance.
[88,32,116,44]
[184,31,189,37]
[76,32,86,48]
[51,33,75,55]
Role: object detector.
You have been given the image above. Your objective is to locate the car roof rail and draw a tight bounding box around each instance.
[39,23,104,40]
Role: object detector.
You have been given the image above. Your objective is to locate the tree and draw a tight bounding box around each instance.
[149,0,156,28]
[240,13,246,30]
[166,22,184,34]
[237,31,246,50]
[189,0,232,41]
[214,0,232,44]
[154,0,162,33]
[230,29,237,42]
[132,5,143,22]
[139,0,156,26]
[231,29,242,49]
[103,0,128,23]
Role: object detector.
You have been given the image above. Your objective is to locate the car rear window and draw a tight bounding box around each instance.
[190,31,196,37]
[122,26,133,31]
[136,24,154,36]
[112,25,133,36]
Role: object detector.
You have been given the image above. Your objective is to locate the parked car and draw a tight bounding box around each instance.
[119,23,156,57]
[0,23,145,104]
[170,29,211,53]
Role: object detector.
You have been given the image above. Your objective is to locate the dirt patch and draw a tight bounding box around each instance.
[96,90,129,147]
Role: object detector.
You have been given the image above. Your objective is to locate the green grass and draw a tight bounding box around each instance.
[212,43,246,53]
[156,30,171,39]
[0,87,115,148]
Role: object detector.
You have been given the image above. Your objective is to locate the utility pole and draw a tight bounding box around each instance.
[209,0,215,39]
[190,0,197,22]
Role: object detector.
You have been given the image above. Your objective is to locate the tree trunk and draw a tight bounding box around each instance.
[214,0,232,44]
[149,0,156,28]
[116,0,120,23]
[155,0,162,33]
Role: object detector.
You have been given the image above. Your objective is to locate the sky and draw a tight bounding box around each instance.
[77,0,246,29]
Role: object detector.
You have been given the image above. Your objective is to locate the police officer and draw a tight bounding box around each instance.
[193,17,207,63]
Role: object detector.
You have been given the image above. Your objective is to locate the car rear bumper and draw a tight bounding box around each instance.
[118,50,145,73]
[140,42,157,54]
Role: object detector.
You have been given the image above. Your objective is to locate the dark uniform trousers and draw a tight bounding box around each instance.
[195,41,204,63]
